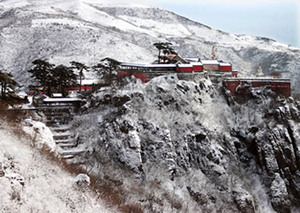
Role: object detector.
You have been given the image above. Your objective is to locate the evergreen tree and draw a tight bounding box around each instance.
[52,65,77,94]
[0,71,18,98]
[93,57,120,85]
[154,42,174,63]
[28,59,55,95]
[70,61,88,92]
[28,59,77,95]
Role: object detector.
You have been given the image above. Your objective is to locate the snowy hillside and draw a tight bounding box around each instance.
[0,0,300,93]
[0,121,113,213]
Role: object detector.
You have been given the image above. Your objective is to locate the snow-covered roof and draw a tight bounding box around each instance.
[219,62,231,66]
[43,98,82,103]
[184,58,200,62]
[121,62,146,67]
[190,62,203,66]
[52,93,63,98]
[201,60,219,65]
[121,63,179,68]
[78,79,99,85]
[17,91,28,98]
[145,64,177,68]
[34,94,48,100]
[177,64,193,67]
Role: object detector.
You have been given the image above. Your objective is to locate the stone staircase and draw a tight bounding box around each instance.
[42,107,86,159]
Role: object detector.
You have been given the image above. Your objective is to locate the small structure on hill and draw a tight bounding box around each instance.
[43,97,82,108]
[32,93,82,109]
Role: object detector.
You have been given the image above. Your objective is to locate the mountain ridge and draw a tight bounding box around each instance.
[0,0,299,93]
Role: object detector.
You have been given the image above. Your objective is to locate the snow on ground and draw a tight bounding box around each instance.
[123,75,231,133]
[0,0,31,8]
[0,122,114,213]
[22,119,58,152]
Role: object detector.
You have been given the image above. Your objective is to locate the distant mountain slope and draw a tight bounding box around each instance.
[0,0,299,93]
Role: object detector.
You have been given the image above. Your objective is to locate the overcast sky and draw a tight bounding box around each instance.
[142,0,300,47]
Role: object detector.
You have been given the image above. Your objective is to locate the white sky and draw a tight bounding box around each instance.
[141,0,300,47]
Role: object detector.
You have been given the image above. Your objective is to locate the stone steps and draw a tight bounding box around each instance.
[51,125,71,132]
[53,134,70,141]
[59,143,77,149]
[55,138,74,144]
[61,154,75,159]
[60,149,85,156]
[59,149,85,159]
[41,105,83,160]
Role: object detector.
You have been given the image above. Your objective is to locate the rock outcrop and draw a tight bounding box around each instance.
[69,75,300,212]
[228,86,300,213]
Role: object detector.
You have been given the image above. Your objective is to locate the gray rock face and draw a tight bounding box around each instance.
[229,87,300,212]
[233,186,256,213]
[270,173,291,213]
[69,76,300,212]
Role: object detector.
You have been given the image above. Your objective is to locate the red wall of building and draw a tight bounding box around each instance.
[117,71,147,83]
[220,66,232,71]
[223,81,239,96]
[231,71,238,77]
[223,79,291,98]
[176,67,193,72]
[133,73,147,83]
[193,65,203,72]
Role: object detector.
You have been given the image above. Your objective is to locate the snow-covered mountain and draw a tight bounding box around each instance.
[1,1,300,212]
[0,0,300,93]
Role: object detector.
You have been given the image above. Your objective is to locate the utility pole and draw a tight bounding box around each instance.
[212,44,217,60]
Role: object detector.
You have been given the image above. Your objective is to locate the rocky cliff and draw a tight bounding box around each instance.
[68,75,300,212]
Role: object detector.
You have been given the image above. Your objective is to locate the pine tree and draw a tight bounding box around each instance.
[52,65,77,94]
[154,42,174,63]
[28,59,55,95]
[94,57,120,85]
[0,71,18,98]
[70,61,88,92]
[28,59,77,95]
